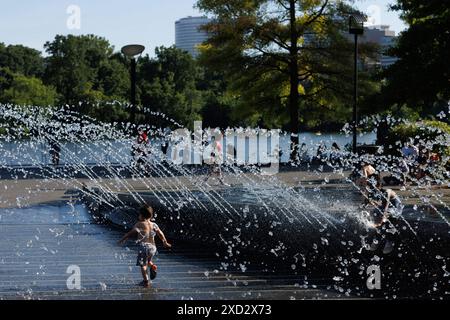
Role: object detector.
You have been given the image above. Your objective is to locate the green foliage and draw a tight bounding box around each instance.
[43,35,130,107]
[0,74,58,106]
[0,67,14,92]
[0,43,45,77]
[137,46,204,128]
[196,0,380,131]
[382,0,450,113]
[385,120,450,156]
[1,1,447,133]
[0,24,384,131]
[0,38,224,128]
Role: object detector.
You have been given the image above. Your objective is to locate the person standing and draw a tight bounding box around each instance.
[132,129,150,172]
[204,137,228,186]
[330,142,342,166]
[49,140,61,166]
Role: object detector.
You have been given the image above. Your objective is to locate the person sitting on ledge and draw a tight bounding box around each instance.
[118,204,172,288]
[356,161,378,207]
[361,161,377,181]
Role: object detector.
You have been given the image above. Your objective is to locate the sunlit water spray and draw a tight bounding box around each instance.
[1,102,449,298]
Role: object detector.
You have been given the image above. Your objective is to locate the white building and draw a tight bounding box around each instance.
[360,25,398,68]
[175,16,211,57]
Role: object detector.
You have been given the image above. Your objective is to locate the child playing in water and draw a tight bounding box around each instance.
[204,136,228,186]
[118,204,171,288]
[366,177,404,254]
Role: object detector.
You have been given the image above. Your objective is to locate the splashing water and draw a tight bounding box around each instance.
[1,102,449,299]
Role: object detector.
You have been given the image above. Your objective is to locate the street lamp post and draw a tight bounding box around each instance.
[349,15,365,154]
[121,44,145,124]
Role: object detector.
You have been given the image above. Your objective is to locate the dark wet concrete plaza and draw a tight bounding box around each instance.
[0,202,355,300]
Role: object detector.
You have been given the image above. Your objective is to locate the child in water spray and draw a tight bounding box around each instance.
[118,204,172,288]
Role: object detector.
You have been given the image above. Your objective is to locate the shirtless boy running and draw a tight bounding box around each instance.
[118,204,172,288]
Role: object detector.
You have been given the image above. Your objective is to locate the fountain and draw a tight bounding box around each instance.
[1,102,449,299]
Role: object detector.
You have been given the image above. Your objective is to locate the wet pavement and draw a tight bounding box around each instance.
[2,168,449,214]
[1,165,448,300]
[0,202,352,300]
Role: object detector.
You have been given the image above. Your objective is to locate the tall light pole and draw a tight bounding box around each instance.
[349,15,365,154]
[121,44,145,124]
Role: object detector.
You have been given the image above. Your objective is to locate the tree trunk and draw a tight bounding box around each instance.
[376,118,389,148]
[289,0,300,163]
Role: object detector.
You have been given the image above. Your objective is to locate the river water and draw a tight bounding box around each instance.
[0,132,376,166]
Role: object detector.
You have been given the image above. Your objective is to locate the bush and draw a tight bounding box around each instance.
[384,120,450,156]
[0,74,58,106]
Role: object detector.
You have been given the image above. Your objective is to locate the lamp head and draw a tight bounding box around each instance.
[349,14,365,35]
[121,44,145,57]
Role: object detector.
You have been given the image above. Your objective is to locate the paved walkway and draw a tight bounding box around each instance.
[1,168,449,212]
[0,202,352,300]
[1,166,448,299]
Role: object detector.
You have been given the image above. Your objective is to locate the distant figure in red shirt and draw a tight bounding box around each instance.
[132,129,150,172]
[204,136,228,186]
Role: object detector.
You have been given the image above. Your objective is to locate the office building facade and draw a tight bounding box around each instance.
[175,16,211,57]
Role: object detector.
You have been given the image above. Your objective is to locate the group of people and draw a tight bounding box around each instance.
[120,133,229,289]
[121,156,406,289]
[400,143,441,183]
[295,142,342,165]
[132,130,228,185]
[119,137,441,287]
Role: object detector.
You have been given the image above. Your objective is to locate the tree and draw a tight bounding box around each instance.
[0,67,14,93]
[0,74,58,106]
[43,35,130,115]
[383,0,450,115]
[0,44,55,107]
[0,43,45,77]
[196,0,374,160]
[137,46,203,128]
[197,64,236,129]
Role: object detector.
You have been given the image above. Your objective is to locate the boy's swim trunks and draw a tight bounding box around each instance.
[136,243,157,266]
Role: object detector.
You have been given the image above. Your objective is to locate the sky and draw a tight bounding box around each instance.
[0,0,406,56]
